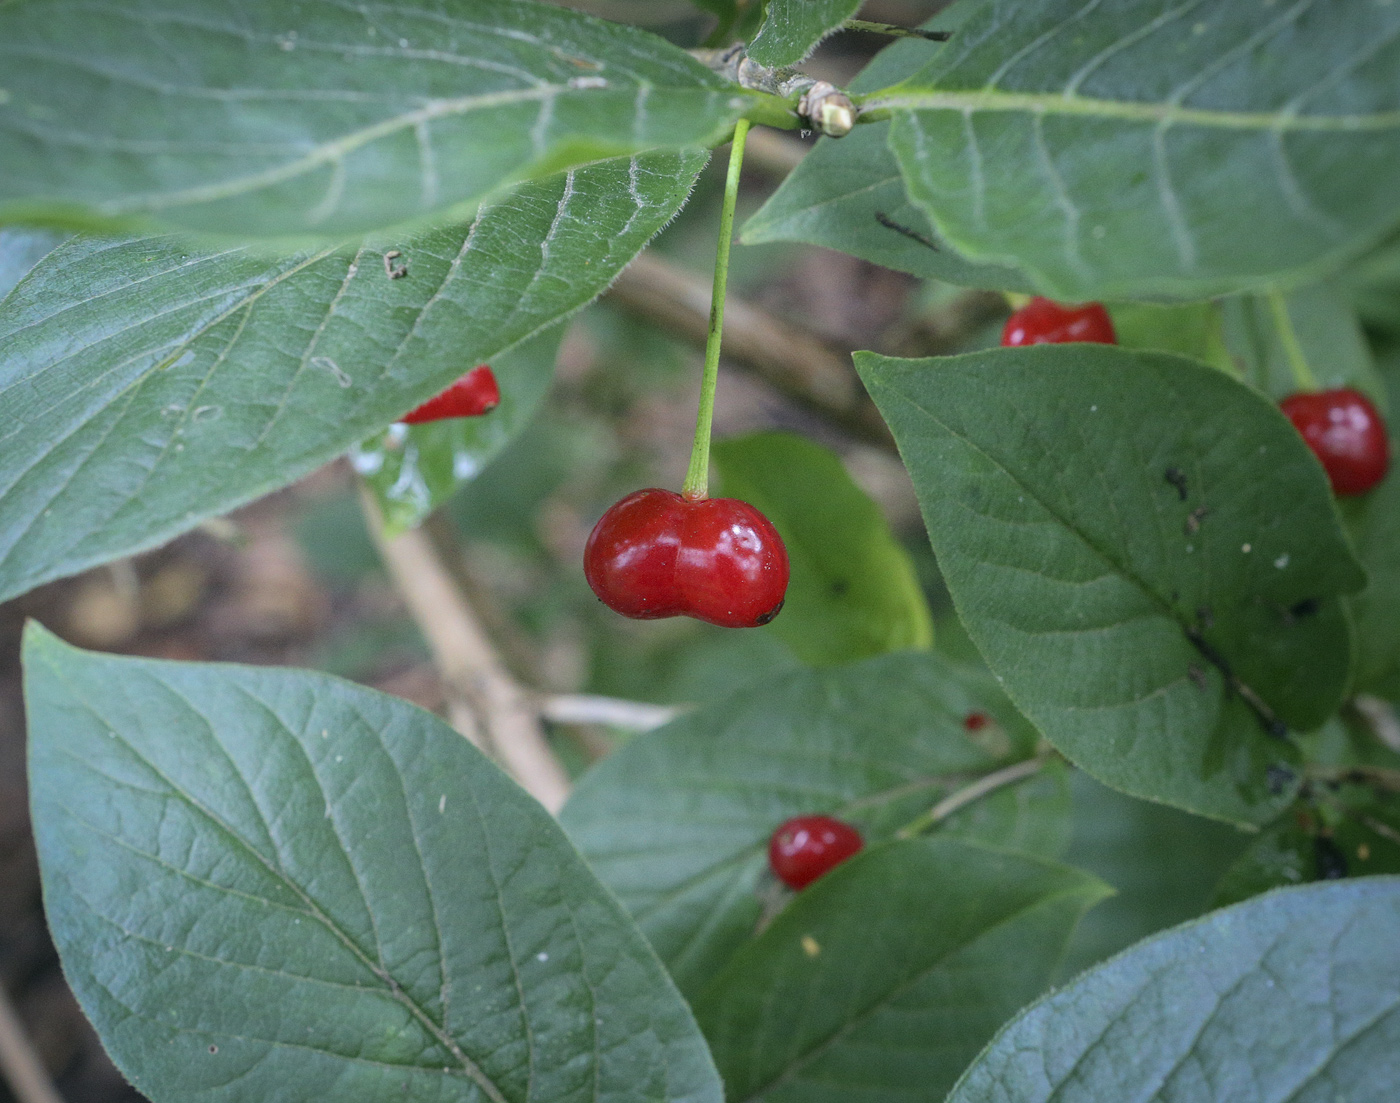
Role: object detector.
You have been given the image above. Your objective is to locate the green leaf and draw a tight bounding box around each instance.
[692,838,1109,1103]
[1345,467,1400,697]
[879,0,1400,300]
[354,329,560,536]
[1214,791,1400,908]
[0,227,68,303]
[855,345,1365,825]
[1106,300,1233,372]
[0,150,705,603]
[0,0,747,239]
[742,12,1030,290]
[1056,769,1249,981]
[712,431,933,665]
[747,0,857,68]
[560,650,1070,997]
[740,118,1032,288]
[22,623,723,1103]
[1221,283,1387,409]
[947,878,1400,1103]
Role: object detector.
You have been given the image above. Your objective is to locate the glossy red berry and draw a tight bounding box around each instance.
[1280,388,1390,496]
[401,365,500,424]
[768,815,863,890]
[963,711,990,732]
[584,488,789,628]
[1002,297,1116,347]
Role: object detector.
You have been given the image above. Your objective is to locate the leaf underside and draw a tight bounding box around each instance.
[948,878,1400,1103]
[882,0,1400,299]
[0,0,745,238]
[0,149,706,603]
[747,0,859,68]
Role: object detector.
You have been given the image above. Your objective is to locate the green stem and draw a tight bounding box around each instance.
[1267,289,1319,391]
[895,754,1051,839]
[682,118,749,501]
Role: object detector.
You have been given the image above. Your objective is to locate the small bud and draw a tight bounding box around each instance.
[797,81,856,138]
[819,98,854,137]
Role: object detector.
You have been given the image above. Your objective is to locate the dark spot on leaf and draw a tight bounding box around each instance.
[209,1045,218,1054]
[1196,605,1214,630]
[1164,467,1188,500]
[1187,664,1208,691]
[829,579,850,597]
[1289,597,1320,619]
[873,210,939,251]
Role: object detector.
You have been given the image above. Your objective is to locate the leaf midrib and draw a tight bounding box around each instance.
[877,378,1253,706]
[868,87,1400,132]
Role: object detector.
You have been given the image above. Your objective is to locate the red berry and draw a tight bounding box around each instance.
[1002,297,1116,347]
[401,365,500,423]
[768,815,863,890]
[584,489,789,628]
[963,711,990,732]
[1280,388,1390,496]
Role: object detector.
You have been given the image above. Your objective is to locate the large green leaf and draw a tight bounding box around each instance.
[947,878,1400,1103]
[692,838,1109,1103]
[0,150,705,603]
[712,431,933,665]
[354,329,560,536]
[22,624,723,1103]
[742,10,1029,289]
[747,0,857,68]
[560,650,1070,997]
[855,345,1365,824]
[878,0,1400,300]
[0,0,748,238]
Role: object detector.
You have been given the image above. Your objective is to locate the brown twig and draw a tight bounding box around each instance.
[0,986,64,1103]
[606,251,896,448]
[359,489,571,813]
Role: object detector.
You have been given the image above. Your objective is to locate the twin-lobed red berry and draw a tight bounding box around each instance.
[768,815,863,889]
[1280,388,1390,496]
[584,488,789,628]
[401,365,500,424]
[1002,297,1116,347]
